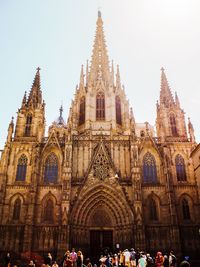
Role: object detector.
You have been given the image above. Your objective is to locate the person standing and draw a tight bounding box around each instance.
[123,249,130,267]
[155,252,164,267]
[76,251,83,267]
[138,254,146,267]
[71,248,77,267]
[163,255,169,267]
[169,251,177,267]
[5,252,11,267]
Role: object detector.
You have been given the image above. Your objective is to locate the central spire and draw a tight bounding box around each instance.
[88,11,110,85]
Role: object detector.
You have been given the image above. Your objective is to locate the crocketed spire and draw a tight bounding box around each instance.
[88,11,110,85]
[160,67,175,107]
[27,67,42,108]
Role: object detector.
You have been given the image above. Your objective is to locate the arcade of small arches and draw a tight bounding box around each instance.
[9,188,195,226]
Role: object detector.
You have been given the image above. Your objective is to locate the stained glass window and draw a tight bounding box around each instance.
[116,96,122,125]
[43,199,54,223]
[175,154,187,181]
[149,199,158,221]
[13,198,21,220]
[44,153,58,183]
[96,92,105,120]
[79,96,85,125]
[169,114,178,137]
[25,114,32,136]
[182,199,190,220]
[143,152,157,183]
[16,154,27,181]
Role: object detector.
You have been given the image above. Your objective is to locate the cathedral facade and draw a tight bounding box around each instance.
[0,12,200,259]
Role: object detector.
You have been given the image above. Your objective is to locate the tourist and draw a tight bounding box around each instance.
[113,254,119,267]
[64,256,73,267]
[155,251,164,267]
[130,248,136,267]
[146,253,154,267]
[118,250,124,267]
[76,251,83,267]
[138,254,146,267]
[52,261,59,267]
[5,252,11,267]
[169,251,177,267]
[29,260,36,267]
[180,256,190,267]
[71,248,77,267]
[163,255,169,267]
[46,252,53,266]
[135,249,140,267]
[123,249,130,267]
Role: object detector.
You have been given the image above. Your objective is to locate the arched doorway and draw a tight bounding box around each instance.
[70,184,134,257]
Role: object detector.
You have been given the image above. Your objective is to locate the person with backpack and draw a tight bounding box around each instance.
[146,253,154,267]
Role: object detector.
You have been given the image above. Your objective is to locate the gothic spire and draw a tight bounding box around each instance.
[188,117,195,143]
[27,67,42,108]
[21,91,27,107]
[160,67,175,107]
[88,11,110,85]
[79,64,85,87]
[116,65,121,88]
[175,91,180,107]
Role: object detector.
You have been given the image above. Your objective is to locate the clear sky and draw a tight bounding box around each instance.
[0,0,200,149]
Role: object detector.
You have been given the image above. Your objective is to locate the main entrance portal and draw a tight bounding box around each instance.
[90,230,113,257]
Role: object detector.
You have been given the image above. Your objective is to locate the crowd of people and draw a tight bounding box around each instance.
[3,248,191,267]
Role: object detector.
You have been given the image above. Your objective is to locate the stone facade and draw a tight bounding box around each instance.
[0,12,200,259]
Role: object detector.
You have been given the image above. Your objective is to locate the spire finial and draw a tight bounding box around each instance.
[59,105,63,118]
[98,10,101,18]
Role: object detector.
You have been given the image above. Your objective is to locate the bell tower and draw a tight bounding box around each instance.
[14,67,45,142]
[156,68,187,141]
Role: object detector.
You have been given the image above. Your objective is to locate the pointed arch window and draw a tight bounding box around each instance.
[96,92,105,120]
[79,96,86,125]
[25,114,32,136]
[149,199,158,221]
[43,199,54,223]
[13,198,21,221]
[175,154,187,181]
[16,154,28,181]
[182,199,190,220]
[116,96,122,125]
[143,152,157,183]
[169,114,178,137]
[44,153,58,183]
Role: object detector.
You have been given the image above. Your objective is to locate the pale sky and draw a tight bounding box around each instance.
[0,0,200,149]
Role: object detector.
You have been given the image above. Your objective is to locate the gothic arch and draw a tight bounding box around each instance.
[41,151,61,184]
[15,154,28,182]
[70,184,133,227]
[78,96,86,125]
[25,113,32,136]
[144,193,161,223]
[175,154,187,181]
[41,192,58,224]
[178,194,194,221]
[96,91,105,120]
[169,112,178,136]
[9,193,25,223]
